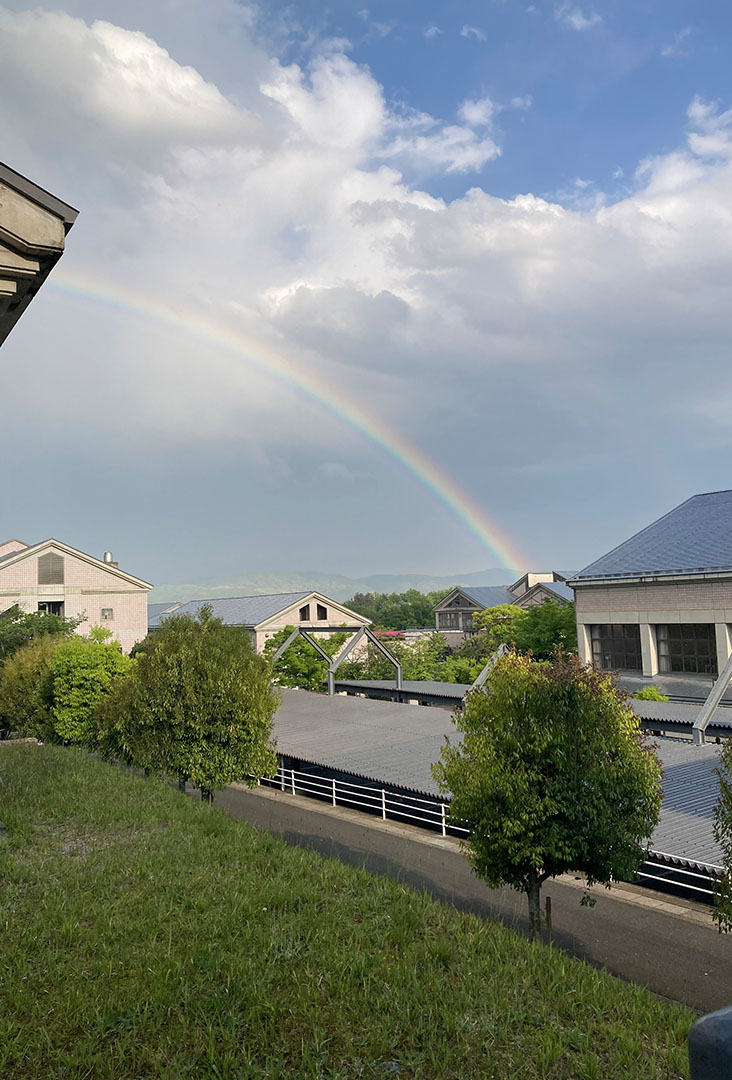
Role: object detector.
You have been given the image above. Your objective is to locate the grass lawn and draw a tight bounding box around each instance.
[0,744,692,1079]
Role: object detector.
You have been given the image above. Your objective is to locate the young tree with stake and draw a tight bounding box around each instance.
[433,651,662,940]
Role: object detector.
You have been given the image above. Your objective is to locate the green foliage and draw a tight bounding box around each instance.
[0,743,693,1079]
[45,630,134,746]
[433,652,663,940]
[0,605,78,666]
[472,604,529,649]
[713,741,732,931]
[339,633,447,681]
[633,686,670,702]
[264,626,349,691]
[98,606,278,797]
[344,589,449,631]
[513,601,578,659]
[0,636,62,739]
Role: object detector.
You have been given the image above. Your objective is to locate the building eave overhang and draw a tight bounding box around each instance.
[255,592,372,632]
[569,567,732,588]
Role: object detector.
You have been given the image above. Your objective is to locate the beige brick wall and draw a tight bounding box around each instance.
[0,546,150,653]
[574,578,732,621]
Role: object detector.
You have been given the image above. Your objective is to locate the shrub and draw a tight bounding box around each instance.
[0,636,62,739]
[45,629,134,746]
[634,685,670,701]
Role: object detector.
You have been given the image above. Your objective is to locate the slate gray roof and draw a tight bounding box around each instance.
[572,490,732,581]
[457,585,514,608]
[147,602,182,626]
[273,691,724,868]
[150,592,310,629]
[540,581,574,602]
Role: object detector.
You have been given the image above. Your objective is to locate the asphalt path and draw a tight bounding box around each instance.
[196,783,732,1015]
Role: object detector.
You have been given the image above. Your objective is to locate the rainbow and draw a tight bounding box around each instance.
[49,268,528,574]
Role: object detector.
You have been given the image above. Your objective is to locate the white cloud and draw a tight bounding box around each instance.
[319,462,361,482]
[555,4,602,31]
[460,25,487,42]
[661,26,692,59]
[457,97,495,128]
[424,25,442,39]
[5,4,732,551]
[510,95,533,110]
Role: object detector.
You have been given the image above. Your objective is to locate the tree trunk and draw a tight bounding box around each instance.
[200,787,214,803]
[526,868,542,942]
[178,778,186,793]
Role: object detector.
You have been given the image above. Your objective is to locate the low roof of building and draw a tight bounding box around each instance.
[273,689,723,868]
[148,591,370,630]
[572,490,732,583]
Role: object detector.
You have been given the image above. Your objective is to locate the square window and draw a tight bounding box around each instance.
[101,608,114,621]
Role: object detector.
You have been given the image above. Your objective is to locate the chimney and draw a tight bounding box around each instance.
[103,551,118,568]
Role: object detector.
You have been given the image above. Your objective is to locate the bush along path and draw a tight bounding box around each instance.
[0,744,693,1080]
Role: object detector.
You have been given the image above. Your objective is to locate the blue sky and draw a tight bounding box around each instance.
[1,0,732,587]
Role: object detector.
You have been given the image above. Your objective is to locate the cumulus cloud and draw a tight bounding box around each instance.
[555,4,602,31]
[4,5,732,572]
[424,25,442,39]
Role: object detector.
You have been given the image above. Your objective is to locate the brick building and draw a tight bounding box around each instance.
[0,538,152,653]
[570,491,732,680]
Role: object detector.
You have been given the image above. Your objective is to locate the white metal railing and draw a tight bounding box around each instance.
[260,765,468,838]
[259,765,725,901]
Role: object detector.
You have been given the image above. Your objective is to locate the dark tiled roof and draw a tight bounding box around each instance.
[573,490,732,581]
[539,581,574,602]
[149,592,311,629]
[458,585,514,608]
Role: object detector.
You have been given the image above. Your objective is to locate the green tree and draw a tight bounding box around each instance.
[344,589,449,631]
[45,628,134,746]
[634,685,670,702]
[513,601,578,659]
[0,636,62,740]
[98,607,278,801]
[0,604,78,665]
[433,651,662,940]
[339,633,446,682]
[472,604,529,650]
[264,626,349,691]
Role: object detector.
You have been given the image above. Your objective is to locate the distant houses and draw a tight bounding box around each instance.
[433,572,573,647]
[148,592,371,652]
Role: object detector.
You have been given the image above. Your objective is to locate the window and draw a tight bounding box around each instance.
[101,608,114,621]
[657,624,717,675]
[438,611,460,630]
[591,624,642,671]
[316,604,327,620]
[299,604,311,622]
[38,552,64,585]
[38,600,64,617]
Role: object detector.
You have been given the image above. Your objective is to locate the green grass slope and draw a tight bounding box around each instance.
[0,745,692,1079]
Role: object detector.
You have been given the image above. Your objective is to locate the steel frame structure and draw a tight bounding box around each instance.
[271,625,402,695]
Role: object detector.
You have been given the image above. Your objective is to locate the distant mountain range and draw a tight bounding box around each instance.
[149,568,513,604]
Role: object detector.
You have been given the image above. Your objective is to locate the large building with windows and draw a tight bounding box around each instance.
[0,538,151,653]
[570,491,732,680]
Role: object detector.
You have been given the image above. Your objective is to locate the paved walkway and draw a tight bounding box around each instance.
[202,782,732,1015]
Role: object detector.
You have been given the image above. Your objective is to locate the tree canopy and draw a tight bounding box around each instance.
[0,604,78,666]
[433,651,662,940]
[98,606,278,800]
[45,628,134,745]
[344,589,449,631]
[264,626,350,692]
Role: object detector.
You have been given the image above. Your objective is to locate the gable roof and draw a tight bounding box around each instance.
[148,591,370,630]
[572,491,732,582]
[0,538,152,589]
[541,581,574,602]
[435,585,514,611]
